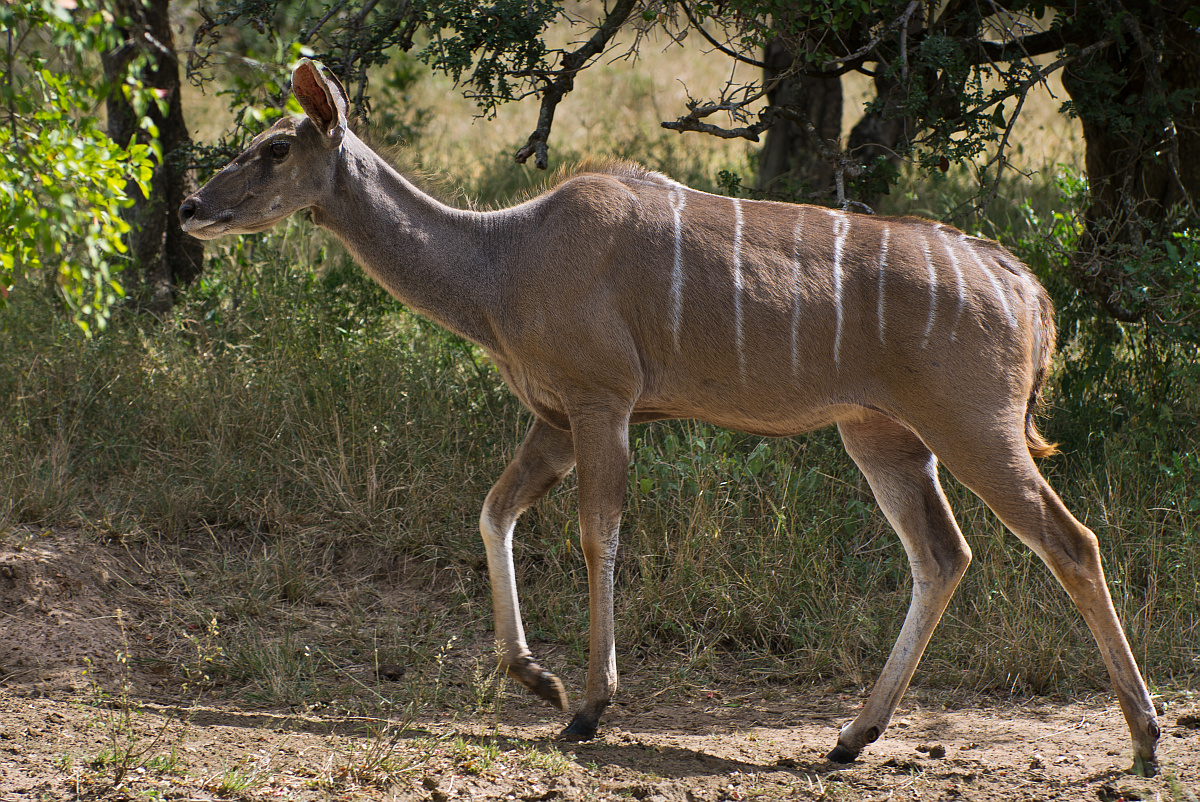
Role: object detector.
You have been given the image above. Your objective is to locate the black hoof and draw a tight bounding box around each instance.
[826,743,860,764]
[559,713,599,741]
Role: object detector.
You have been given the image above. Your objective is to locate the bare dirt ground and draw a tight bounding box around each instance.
[2,530,1197,801]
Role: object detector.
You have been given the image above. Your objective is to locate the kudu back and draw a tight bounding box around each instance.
[179,59,1160,775]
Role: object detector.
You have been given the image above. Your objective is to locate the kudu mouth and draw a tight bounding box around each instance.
[179,197,286,240]
[177,197,235,239]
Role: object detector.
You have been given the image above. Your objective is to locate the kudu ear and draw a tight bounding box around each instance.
[291,58,348,145]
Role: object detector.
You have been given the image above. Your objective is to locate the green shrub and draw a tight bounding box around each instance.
[0,0,158,333]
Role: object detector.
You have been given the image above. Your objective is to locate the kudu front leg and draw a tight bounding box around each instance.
[560,407,631,740]
[829,415,972,763]
[481,418,576,711]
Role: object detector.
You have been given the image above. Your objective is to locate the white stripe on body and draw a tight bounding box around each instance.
[937,228,967,342]
[667,187,687,352]
[791,206,807,377]
[1025,274,1041,362]
[877,225,890,346]
[732,198,746,383]
[830,211,851,368]
[1010,271,1041,363]
[920,236,937,347]
[962,236,1019,329]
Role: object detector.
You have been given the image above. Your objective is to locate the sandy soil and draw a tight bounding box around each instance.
[2,530,1197,801]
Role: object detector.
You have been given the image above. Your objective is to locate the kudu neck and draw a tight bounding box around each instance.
[311,134,501,351]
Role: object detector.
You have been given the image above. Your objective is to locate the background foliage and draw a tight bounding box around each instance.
[0,0,1197,704]
[1,0,157,332]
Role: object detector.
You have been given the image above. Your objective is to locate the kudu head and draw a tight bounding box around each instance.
[179,59,348,240]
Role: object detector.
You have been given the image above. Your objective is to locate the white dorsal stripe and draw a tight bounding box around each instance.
[877,225,890,346]
[732,198,745,383]
[939,229,966,342]
[1025,274,1041,359]
[962,236,1019,329]
[920,236,937,347]
[668,187,687,352]
[791,206,807,377]
[830,211,850,368]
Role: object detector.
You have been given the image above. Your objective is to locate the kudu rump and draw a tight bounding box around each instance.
[180,60,1159,773]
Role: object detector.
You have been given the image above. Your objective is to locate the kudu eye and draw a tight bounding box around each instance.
[268,140,291,161]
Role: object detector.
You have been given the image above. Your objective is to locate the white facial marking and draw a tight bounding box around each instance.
[920,236,937,347]
[791,206,807,377]
[877,225,890,346]
[830,211,850,368]
[268,195,283,212]
[732,198,746,383]
[939,229,966,342]
[963,238,1019,329]
[668,187,687,352]
[291,166,299,180]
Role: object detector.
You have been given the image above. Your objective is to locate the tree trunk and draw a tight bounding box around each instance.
[102,0,204,314]
[846,73,909,208]
[1060,1,1200,322]
[756,40,910,210]
[756,39,842,198]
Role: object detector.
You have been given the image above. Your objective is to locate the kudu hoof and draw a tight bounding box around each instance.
[559,712,600,741]
[826,743,861,764]
[507,661,568,712]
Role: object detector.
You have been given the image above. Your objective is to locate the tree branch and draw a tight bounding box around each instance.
[514,0,637,168]
[820,1,919,72]
[946,79,1033,223]
[969,38,1115,119]
[663,0,922,148]
[944,37,1116,223]
[971,29,1079,63]
[660,78,778,141]
[677,0,766,69]
[298,1,347,46]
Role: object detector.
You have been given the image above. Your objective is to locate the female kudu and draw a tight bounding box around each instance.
[179,59,1159,774]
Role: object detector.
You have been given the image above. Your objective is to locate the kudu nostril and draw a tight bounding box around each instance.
[178,199,197,223]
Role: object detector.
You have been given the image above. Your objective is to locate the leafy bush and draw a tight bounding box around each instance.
[0,0,159,333]
[1017,168,1200,457]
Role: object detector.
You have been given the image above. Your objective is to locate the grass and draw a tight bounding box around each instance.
[206,759,274,796]
[77,624,188,789]
[3,10,1199,741]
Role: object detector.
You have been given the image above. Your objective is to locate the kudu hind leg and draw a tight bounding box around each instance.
[935,443,1160,775]
[560,407,631,740]
[829,414,972,763]
[481,417,576,712]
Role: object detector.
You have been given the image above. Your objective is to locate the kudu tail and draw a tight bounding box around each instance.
[1026,288,1059,459]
